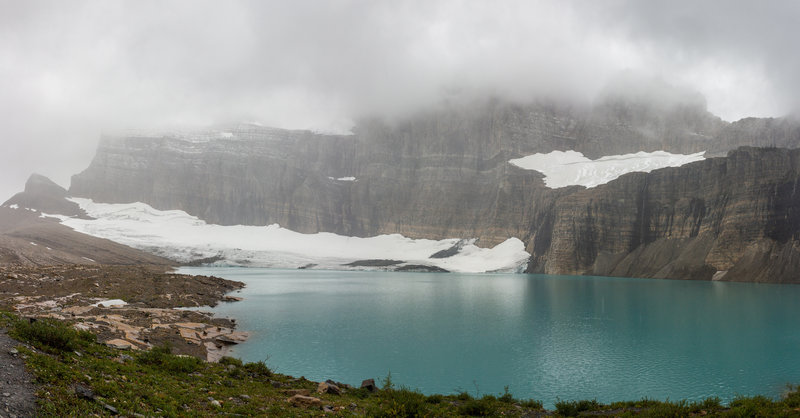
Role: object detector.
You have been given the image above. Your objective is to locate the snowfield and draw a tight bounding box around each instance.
[51,199,530,273]
[509,150,706,188]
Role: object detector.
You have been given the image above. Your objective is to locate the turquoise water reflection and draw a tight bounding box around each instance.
[179,267,800,407]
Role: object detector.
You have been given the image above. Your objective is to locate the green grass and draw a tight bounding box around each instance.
[136,344,203,373]
[4,311,800,416]
[8,316,95,354]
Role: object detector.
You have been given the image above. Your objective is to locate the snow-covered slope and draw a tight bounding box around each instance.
[509,150,706,188]
[49,199,530,273]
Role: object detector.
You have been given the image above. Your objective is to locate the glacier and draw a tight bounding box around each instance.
[509,150,706,188]
[49,198,530,273]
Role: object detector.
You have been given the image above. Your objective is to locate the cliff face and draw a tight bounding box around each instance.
[69,100,728,239]
[532,147,800,283]
[70,127,358,233]
[67,99,800,282]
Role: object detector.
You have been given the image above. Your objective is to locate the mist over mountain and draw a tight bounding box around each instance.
[3,1,800,281]
[3,0,800,203]
[6,84,778,281]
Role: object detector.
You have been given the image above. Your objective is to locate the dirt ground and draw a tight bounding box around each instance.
[0,328,36,418]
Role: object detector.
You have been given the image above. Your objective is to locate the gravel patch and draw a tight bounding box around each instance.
[0,328,36,418]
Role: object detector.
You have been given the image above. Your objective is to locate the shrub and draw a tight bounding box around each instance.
[219,356,243,367]
[351,387,373,399]
[243,359,271,377]
[456,391,472,401]
[689,396,722,412]
[729,395,778,416]
[498,386,515,403]
[641,400,692,416]
[425,394,443,404]
[609,398,663,410]
[783,385,800,408]
[137,344,202,373]
[520,399,543,409]
[0,311,15,327]
[373,388,427,417]
[10,318,94,354]
[554,399,602,416]
[458,397,496,416]
[137,344,172,365]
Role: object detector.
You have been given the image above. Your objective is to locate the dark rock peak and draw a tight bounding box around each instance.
[3,174,86,218]
[24,173,68,197]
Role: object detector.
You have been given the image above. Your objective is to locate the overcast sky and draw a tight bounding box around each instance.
[1,0,799,201]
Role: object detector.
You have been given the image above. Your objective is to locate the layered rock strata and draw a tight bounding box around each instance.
[532,147,800,283]
[65,99,800,282]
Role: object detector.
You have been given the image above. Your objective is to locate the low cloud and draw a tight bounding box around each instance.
[1,0,798,200]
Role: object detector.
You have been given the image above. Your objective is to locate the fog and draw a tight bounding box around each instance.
[1,0,799,201]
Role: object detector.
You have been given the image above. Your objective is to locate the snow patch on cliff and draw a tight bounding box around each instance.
[509,150,705,188]
[51,199,529,273]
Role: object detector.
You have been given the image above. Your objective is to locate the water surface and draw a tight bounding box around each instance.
[180,267,800,407]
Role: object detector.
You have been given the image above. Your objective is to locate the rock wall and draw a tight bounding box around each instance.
[67,99,800,282]
[69,100,727,238]
[532,147,800,283]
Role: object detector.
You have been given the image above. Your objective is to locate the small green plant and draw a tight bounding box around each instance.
[554,398,602,416]
[520,398,543,409]
[784,385,800,407]
[10,317,94,354]
[689,396,722,412]
[456,391,472,401]
[0,311,15,327]
[373,387,427,417]
[350,387,373,399]
[137,344,202,373]
[609,397,663,410]
[498,386,514,403]
[137,344,171,365]
[425,393,443,404]
[458,397,496,416]
[218,356,243,367]
[729,394,778,415]
[382,370,395,391]
[242,359,271,377]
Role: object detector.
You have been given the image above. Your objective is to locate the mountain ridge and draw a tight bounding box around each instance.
[17,96,800,281]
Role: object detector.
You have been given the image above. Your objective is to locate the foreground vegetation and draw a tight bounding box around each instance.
[4,311,800,417]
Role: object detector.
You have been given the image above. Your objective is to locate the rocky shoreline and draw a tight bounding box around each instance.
[0,264,247,362]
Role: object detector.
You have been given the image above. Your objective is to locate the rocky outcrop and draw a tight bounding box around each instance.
[0,205,174,266]
[531,147,800,282]
[4,173,86,217]
[0,177,173,266]
[2,264,245,360]
[65,98,800,282]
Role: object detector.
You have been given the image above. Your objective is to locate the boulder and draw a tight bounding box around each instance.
[287,394,323,408]
[317,381,341,395]
[104,339,133,350]
[360,378,378,392]
[215,331,249,344]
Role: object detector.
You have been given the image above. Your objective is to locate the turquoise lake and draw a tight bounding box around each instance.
[178,267,800,407]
